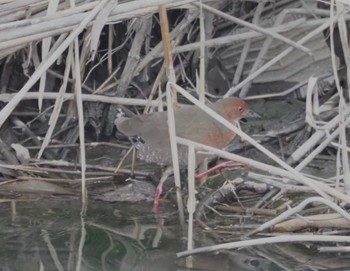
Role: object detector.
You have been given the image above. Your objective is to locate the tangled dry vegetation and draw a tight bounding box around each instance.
[1,0,350,257]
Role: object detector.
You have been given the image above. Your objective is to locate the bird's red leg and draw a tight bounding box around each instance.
[195,161,244,179]
[153,160,244,211]
[153,166,174,213]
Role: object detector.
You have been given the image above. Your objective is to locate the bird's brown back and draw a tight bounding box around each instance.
[116,98,248,166]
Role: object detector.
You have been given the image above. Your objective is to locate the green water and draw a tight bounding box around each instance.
[0,199,182,271]
[0,198,349,271]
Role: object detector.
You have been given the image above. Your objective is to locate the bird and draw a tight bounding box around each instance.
[115,97,250,211]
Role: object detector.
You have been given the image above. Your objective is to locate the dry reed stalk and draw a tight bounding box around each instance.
[177,235,350,258]
[240,6,293,96]
[143,66,165,114]
[159,3,184,224]
[171,83,350,202]
[172,17,306,55]
[73,37,87,205]
[0,0,111,128]
[198,1,205,103]
[115,17,151,97]
[233,3,265,86]
[0,92,166,106]
[273,213,350,232]
[289,107,350,167]
[192,2,310,53]
[0,1,194,53]
[37,45,72,159]
[248,172,316,193]
[135,10,199,74]
[0,1,349,254]
[177,136,350,205]
[42,229,64,271]
[76,215,86,271]
[187,145,195,252]
[38,0,59,112]
[284,3,350,195]
[335,1,350,192]
[166,82,185,225]
[225,18,331,97]
[251,197,350,235]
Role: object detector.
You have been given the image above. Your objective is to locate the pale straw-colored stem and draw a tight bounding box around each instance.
[177,137,350,204]
[224,18,331,97]
[0,0,112,128]
[252,197,350,234]
[177,234,350,258]
[166,83,185,225]
[171,83,335,200]
[187,145,196,252]
[0,92,165,106]
[192,2,310,53]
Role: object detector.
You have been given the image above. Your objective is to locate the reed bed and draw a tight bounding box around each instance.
[0,0,350,263]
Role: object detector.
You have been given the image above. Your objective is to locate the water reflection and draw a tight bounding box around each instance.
[0,199,349,271]
[0,199,180,271]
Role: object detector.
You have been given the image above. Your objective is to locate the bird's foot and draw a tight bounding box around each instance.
[195,160,245,179]
[152,166,173,212]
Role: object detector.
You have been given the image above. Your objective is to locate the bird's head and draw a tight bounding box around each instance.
[221,98,249,122]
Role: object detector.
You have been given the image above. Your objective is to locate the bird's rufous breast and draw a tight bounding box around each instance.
[197,98,248,150]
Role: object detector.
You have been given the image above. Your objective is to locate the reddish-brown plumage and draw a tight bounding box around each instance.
[115,97,249,211]
[116,97,249,167]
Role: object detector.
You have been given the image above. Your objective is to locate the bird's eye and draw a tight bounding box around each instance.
[238,106,243,112]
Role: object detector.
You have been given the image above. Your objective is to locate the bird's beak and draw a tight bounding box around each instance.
[245,109,262,119]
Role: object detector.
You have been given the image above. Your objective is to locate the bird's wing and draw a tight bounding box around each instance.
[116,111,168,137]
